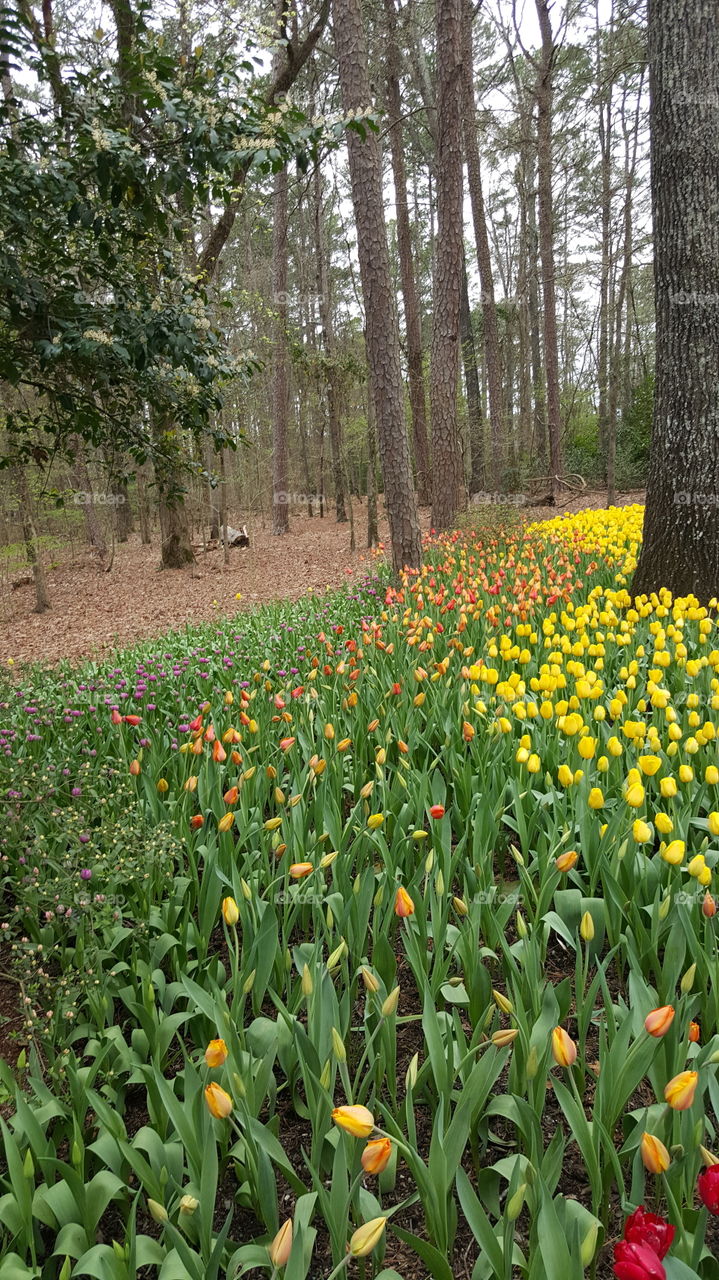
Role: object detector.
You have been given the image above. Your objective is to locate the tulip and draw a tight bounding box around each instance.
[491,1027,519,1048]
[123,714,142,726]
[189,814,204,830]
[212,740,227,763]
[394,886,415,917]
[156,778,169,793]
[218,812,235,833]
[268,1219,293,1267]
[493,989,513,1014]
[204,1082,233,1119]
[663,1069,698,1110]
[367,813,384,830]
[361,967,380,993]
[348,1216,387,1258]
[332,1104,375,1137]
[361,1137,392,1174]
[641,1132,671,1174]
[279,737,296,751]
[644,1006,675,1037]
[381,986,400,1017]
[204,1038,228,1067]
[551,1025,577,1067]
[555,850,578,872]
[147,1198,168,1224]
[429,804,445,819]
[697,1165,719,1215]
[222,896,239,926]
[580,911,594,941]
[612,1240,666,1280]
[689,1020,701,1043]
[179,1194,199,1215]
[129,759,141,776]
[622,1206,675,1258]
[223,786,239,804]
[289,862,313,879]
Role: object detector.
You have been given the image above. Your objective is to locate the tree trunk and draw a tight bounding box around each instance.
[113,477,133,542]
[367,382,379,547]
[13,465,50,612]
[313,162,347,523]
[430,0,464,531]
[136,463,152,545]
[534,0,563,501]
[461,0,503,491]
[631,0,719,600]
[154,415,194,569]
[70,437,107,559]
[272,163,290,535]
[332,0,421,572]
[383,0,431,506]
[460,256,484,493]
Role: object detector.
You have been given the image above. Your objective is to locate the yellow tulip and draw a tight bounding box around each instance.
[268,1219,293,1267]
[204,1038,228,1067]
[664,1070,698,1110]
[204,1082,233,1119]
[641,1132,671,1173]
[222,896,239,926]
[332,1105,375,1137]
[349,1217,387,1257]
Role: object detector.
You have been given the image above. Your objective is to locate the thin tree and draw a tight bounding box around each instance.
[383,0,432,506]
[533,0,563,501]
[271,162,290,535]
[332,0,421,572]
[631,0,719,600]
[430,0,464,531]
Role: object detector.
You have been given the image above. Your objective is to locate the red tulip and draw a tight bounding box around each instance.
[698,1165,719,1215]
[189,815,204,830]
[613,1240,666,1280]
[623,1207,675,1258]
[189,714,203,732]
[110,708,122,724]
[123,714,142,726]
[429,804,445,820]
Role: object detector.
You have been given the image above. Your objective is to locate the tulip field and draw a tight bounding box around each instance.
[4,502,719,1280]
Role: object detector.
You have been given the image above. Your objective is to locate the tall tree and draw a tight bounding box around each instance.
[313,162,347,523]
[631,0,719,600]
[461,0,503,491]
[271,163,290,535]
[430,0,464,530]
[383,0,431,507]
[534,0,564,500]
[332,0,421,572]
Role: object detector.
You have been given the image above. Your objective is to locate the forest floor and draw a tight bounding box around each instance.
[0,490,644,666]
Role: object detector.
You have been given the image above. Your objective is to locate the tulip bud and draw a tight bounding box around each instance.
[580,1223,599,1267]
[525,1046,539,1079]
[59,1258,73,1280]
[23,1149,34,1180]
[505,1183,526,1221]
[331,1027,347,1062]
[580,911,594,941]
[406,1052,419,1090]
[641,1131,671,1173]
[435,869,445,897]
[658,894,671,920]
[147,1198,168,1224]
[493,990,513,1014]
[361,1137,392,1174]
[381,986,400,1017]
[268,1219,293,1267]
[327,939,347,970]
[491,1027,519,1048]
[361,966,380,993]
[319,1059,331,1090]
[222,896,239,926]
[681,962,697,993]
[644,1005,675,1037]
[699,1145,719,1167]
[242,969,256,995]
[301,964,313,997]
[348,1216,387,1258]
[551,1026,577,1067]
[180,1193,199,1215]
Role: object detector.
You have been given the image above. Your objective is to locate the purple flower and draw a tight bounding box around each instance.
[80,868,92,880]
[72,787,82,797]
[79,833,90,844]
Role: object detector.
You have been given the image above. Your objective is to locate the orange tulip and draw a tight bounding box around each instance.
[641,1132,671,1174]
[129,759,141,777]
[361,1137,392,1174]
[429,804,445,819]
[289,862,313,879]
[204,1082,233,1119]
[223,786,239,805]
[664,1070,699,1110]
[218,812,235,833]
[280,737,296,751]
[555,850,578,872]
[394,886,415,917]
[645,1005,675,1037]
[689,1021,701,1043]
[204,1038,228,1067]
[189,814,204,830]
[703,892,717,918]
[551,1026,577,1067]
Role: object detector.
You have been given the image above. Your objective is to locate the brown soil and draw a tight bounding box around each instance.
[0,491,644,669]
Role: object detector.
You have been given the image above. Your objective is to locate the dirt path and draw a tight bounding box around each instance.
[0,491,644,666]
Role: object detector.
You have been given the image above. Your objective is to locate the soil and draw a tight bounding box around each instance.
[0,491,644,669]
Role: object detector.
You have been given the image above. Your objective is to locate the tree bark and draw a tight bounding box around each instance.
[460,256,484,493]
[332,0,421,572]
[271,164,290,535]
[430,0,464,531]
[13,465,50,612]
[366,381,379,547]
[534,0,563,500]
[69,437,107,559]
[383,0,431,506]
[631,0,719,600]
[461,0,503,491]
[313,163,347,523]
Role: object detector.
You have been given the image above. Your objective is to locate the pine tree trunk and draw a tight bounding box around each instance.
[272,163,290,535]
[367,384,379,547]
[383,0,431,506]
[534,0,563,500]
[332,0,421,572]
[430,0,464,531]
[460,257,484,493]
[136,463,152,545]
[461,0,503,492]
[13,465,50,612]
[313,163,347,523]
[631,0,719,600]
